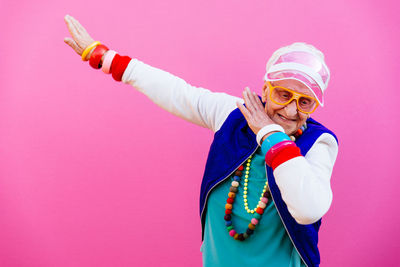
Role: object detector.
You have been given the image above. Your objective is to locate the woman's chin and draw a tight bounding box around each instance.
[272,117,297,135]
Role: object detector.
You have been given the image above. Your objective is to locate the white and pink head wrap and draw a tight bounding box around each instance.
[264,42,330,106]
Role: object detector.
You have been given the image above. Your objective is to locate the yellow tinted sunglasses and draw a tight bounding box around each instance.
[267,81,319,114]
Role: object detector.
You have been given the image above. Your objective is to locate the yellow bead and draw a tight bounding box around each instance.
[251,210,255,214]
[245,175,249,178]
[244,199,247,203]
[245,179,248,182]
[244,190,247,194]
[244,195,247,199]
[244,183,248,187]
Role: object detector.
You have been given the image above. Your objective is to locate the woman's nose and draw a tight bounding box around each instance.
[285,100,298,116]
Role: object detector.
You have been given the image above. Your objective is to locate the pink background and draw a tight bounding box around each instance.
[1,0,399,266]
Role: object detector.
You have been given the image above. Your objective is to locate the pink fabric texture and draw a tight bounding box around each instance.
[0,0,399,266]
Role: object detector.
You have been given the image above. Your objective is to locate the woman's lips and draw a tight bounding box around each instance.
[278,114,296,122]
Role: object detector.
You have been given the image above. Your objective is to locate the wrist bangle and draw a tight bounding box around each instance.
[265,140,295,166]
[101,50,117,74]
[89,44,109,69]
[256,124,285,146]
[81,41,101,61]
[111,55,132,81]
[270,145,301,169]
[260,131,291,155]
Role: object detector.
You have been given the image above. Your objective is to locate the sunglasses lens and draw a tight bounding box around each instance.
[298,96,317,113]
[271,87,293,105]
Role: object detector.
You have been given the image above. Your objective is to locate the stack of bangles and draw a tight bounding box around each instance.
[257,125,304,170]
[81,41,132,82]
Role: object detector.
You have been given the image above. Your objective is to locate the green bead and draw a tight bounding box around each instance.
[227,226,234,231]
[254,213,261,219]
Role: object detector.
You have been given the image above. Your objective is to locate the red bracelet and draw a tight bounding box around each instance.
[111,54,132,81]
[265,140,295,166]
[89,44,109,69]
[270,146,302,170]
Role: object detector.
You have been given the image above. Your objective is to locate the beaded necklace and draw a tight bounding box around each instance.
[223,124,307,241]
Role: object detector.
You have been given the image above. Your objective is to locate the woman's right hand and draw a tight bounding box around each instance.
[63,14,96,60]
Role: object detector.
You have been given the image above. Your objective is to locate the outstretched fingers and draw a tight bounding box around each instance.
[236,100,251,121]
[64,37,82,55]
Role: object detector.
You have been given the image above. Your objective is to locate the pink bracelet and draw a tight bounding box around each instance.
[101,50,117,74]
[265,140,296,166]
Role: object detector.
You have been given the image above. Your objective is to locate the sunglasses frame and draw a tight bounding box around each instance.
[267,81,319,114]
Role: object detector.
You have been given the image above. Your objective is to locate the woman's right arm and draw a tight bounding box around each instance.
[64,15,243,133]
[120,58,243,132]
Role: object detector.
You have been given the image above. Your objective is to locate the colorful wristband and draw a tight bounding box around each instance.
[111,55,132,81]
[265,140,296,166]
[270,146,302,170]
[101,50,117,74]
[261,131,291,155]
[81,41,101,61]
[89,44,109,69]
[256,124,285,146]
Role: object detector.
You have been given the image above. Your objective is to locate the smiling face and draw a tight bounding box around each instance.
[261,79,317,136]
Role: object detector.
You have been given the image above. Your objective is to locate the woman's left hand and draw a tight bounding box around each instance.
[236,87,275,135]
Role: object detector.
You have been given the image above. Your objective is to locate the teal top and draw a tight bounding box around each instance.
[201,146,306,267]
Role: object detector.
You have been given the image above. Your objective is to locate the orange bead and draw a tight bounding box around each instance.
[297,128,303,135]
[228,192,236,198]
[225,203,233,210]
[234,233,240,240]
[248,223,256,230]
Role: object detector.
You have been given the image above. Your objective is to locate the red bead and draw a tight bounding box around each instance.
[227,197,234,204]
[225,209,232,214]
[256,207,264,214]
[238,165,244,171]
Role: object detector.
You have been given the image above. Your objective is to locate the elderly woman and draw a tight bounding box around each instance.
[64,15,338,267]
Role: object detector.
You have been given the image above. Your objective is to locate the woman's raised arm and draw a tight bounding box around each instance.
[63,15,243,133]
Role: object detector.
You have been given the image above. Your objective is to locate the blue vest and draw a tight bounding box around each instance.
[199,106,338,267]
